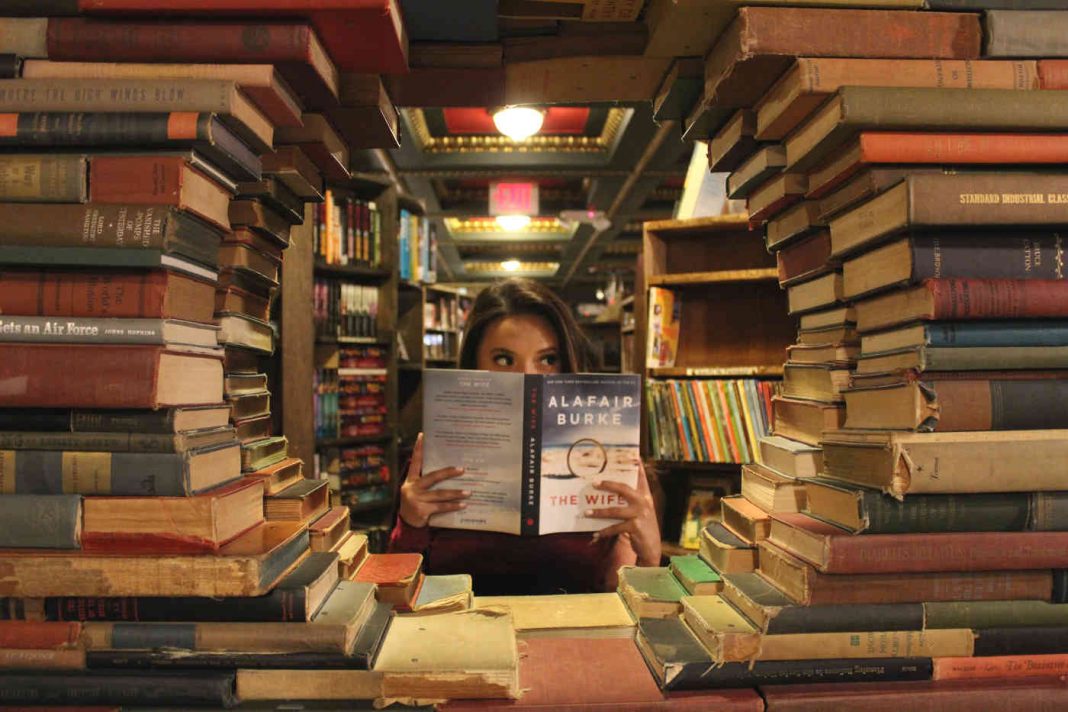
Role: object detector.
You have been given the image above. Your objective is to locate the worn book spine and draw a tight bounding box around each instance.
[919,321,1068,347]
[758,58,1036,140]
[0,154,86,202]
[0,448,194,496]
[924,279,1068,320]
[37,591,307,623]
[970,628,1068,659]
[908,173,1068,226]
[0,78,240,114]
[0,495,80,549]
[47,20,315,64]
[0,269,193,322]
[933,654,1068,681]
[0,316,172,345]
[777,231,833,285]
[1039,60,1068,88]
[0,431,186,453]
[86,648,366,670]
[909,232,1066,281]
[668,657,933,690]
[0,344,194,409]
[816,530,1068,574]
[925,600,1068,630]
[0,203,176,250]
[853,490,1035,534]
[770,602,925,636]
[985,11,1068,57]
[0,647,85,670]
[0,620,81,648]
[0,671,238,706]
[0,112,213,146]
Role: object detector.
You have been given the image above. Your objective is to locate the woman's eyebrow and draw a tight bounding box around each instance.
[536,347,558,354]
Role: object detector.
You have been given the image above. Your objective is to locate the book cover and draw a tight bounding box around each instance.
[646,286,681,368]
[423,369,640,536]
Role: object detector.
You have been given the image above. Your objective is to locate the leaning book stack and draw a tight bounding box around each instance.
[637,4,1068,708]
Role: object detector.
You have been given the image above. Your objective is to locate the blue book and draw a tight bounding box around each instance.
[866,320,1068,354]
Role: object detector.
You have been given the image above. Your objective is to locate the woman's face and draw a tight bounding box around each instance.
[476,314,562,374]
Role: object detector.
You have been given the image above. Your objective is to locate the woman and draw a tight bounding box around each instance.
[388,278,661,595]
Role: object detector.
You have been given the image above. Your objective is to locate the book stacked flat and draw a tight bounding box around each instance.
[637,4,1068,707]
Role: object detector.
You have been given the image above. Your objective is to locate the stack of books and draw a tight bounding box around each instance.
[635,4,1068,707]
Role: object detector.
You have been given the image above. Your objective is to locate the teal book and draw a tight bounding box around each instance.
[669,555,722,595]
[410,574,473,615]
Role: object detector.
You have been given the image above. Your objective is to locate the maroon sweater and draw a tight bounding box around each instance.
[388,516,616,596]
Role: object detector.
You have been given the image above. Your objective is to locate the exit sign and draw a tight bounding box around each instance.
[489,182,539,216]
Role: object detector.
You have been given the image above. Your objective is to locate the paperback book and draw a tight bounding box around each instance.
[422,369,640,536]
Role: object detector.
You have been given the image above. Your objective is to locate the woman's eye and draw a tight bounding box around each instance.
[493,354,514,367]
[540,353,559,366]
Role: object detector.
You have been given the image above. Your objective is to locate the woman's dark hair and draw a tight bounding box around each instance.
[458,278,595,372]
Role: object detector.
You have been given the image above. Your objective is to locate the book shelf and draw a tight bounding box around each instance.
[638,214,796,549]
[620,295,637,374]
[281,179,404,525]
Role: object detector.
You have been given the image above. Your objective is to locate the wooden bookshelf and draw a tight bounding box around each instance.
[639,214,796,547]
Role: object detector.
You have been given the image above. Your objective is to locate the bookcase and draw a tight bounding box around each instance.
[637,214,796,550]
[281,179,415,526]
[620,294,637,374]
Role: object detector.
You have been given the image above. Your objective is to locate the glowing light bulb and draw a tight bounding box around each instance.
[501,259,521,272]
[495,214,532,231]
[492,106,545,142]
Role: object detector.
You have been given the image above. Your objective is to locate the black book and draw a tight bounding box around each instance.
[0,0,79,13]
[636,617,932,690]
[974,627,1068,657]
[0,53,19,79]
[0,112,260,182]
[0,670,237,707]
[722,572,925,635]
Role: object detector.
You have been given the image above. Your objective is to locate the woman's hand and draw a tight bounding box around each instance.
[398,433,471,528]
[586,459,662,567]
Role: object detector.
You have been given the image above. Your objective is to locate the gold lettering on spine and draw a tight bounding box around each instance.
[61,451,111,494]
[0,451,14,493]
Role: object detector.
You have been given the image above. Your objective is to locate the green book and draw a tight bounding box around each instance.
[669,555,722,595]
[924,600,1068,630]
[618,566,688,620]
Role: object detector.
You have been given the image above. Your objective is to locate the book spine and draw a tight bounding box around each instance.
[0,78,239,114]
[0,620,80,648]
[89,155,193,207]
[71,409,176,434]
[974,627,1068,657]
[0,204,173,250]
[0,154,86,202]
[1039,60,1068,89]
[985,10,1068,57]
[0,112,211,147]
[0,344,170,409]
[768,603,925,635]
[47,19,312,64]
[0,270,172,320]
[910,173,1068,227]
[822,531,1068,574]
[0,671,238,706]
[1031,492,1068,531]
[925,600,1068,629]
[85,648,367,670]
[859,490,1032,534]
[0,431,182,452]
[925,321,1068,347]
[925,279,1068,319]
[520,374,542,536]
[0,449,189,496]
[936,379,1068,431]
[0,316,170,345]
[45,590,303,623]
[670,657,933,690]
[859,132,1068,165]
[934,654,1068,681]
[910,233,1066,281]
[0,648,84,669]
[0,495,80,548]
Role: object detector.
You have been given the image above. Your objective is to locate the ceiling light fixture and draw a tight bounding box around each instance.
[495,214,532,231]
[492,106,545,142]
[501,259,522,272]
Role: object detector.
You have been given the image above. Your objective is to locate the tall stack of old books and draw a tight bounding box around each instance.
[635,4,1068,708]
[0,6,515,708]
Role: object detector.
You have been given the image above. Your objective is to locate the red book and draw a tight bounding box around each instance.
[47,18,339,109]
[0,344,222,408]
[855,279,1068,334]
[808,131,1068,199]
[776,230,834,286]
[0,269,215,324]
[0,621,81,649]
[760,678,1068,711]
[934,654,1068,681]
[440,638,763,711]
[1039,60,1068,89]
[76,0,408,75]
[769,512,1068,574]
[89,155,232,232]
[353,552,423,608]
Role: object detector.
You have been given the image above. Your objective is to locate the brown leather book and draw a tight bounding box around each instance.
[760,678,1068,711]
[275,113,350,182]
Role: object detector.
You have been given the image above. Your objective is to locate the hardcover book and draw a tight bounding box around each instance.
[422,369,641,536]
[646,286,681,369]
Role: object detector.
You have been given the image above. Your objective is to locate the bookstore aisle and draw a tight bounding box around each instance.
[5,1,1068,711]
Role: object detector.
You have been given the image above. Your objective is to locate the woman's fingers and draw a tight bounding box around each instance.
[593,479,638,500]
[432,501,467,514]
[591,521,630,542]
[406,432,425,480]
[418,466,466,489]
[585,505,636,520]
[421,488,470,503]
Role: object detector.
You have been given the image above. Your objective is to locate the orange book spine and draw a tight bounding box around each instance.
[934,654,1068,681]
[858,132,1068,164]
[0,621,81,649]
[1039,60,1068,89]
[716,381,742,463]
